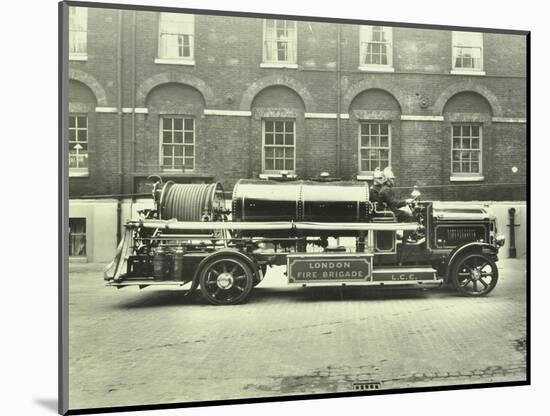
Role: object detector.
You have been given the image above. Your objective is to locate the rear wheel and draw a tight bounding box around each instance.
[199,256,254,305]
[451,253,498,296]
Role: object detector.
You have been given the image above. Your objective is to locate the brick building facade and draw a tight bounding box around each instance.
[65,4,528,261]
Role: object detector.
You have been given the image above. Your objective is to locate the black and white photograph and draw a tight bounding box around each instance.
[60,0,529,413]
[59,0,530,414]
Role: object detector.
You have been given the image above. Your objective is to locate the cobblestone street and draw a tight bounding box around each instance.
[68,258,527,410]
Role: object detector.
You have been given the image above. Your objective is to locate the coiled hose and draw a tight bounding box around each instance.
[159,181,224,221]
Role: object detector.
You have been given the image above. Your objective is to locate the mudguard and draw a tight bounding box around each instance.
[185,249,260,295]
[445,242,498,282]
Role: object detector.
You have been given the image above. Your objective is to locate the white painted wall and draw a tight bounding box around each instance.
[68,199,118,262]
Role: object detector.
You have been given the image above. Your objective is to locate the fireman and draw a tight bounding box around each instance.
[369,167,384,203]
[379,167,413,222]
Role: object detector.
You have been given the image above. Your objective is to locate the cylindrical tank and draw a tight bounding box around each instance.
[232,179,370,223]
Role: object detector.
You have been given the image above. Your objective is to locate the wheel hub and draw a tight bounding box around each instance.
[471,268,481,280]
[217,272,234,289]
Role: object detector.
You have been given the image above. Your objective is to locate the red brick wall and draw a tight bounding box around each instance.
[67,7,527,201]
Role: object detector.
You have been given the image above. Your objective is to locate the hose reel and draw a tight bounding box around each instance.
[157,181,225,222]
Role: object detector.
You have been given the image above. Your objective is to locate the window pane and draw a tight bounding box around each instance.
[462,161,470,172]
[462,138,471,148]
[471,138,479,149]
[453,125,461,137]
[275,159,284,170]
[275,121,284,132]
[164,145,173,156]
[471,126,479,137]
[163,118,172,130]
[69,116,76,128]
[462,125,471,137]
[471,162,479,173]
[265,147,274,158]
[285,159,293,170]
[285,133,294,145]
[184,119,194,130]
[275,134,284,145]
[78,116,87,128]
[380,124,388,135]
[471,151,479,161]
[173,132,183,143]
[184,158,194,169]
[285,148,294,159]
[265,159,274,170]
[184,145,194,157]
[452,162,460,172]
[184,132,193,143]
[174,146,183,157]
[163,157,171,167]
[265,121,274,132]
[452,150,460,161]
[275,147,284,158]
[285,122,294,133]
[380,136,388,147]
[453,137,461,148]
[69,129,76,141]
[265,133,274,145]
[174,157,184,167]
[163,131,172,143]
[173,118,183,130]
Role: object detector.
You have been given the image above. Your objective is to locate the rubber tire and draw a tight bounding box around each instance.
[451,252,499,297]
[199,256,254,305]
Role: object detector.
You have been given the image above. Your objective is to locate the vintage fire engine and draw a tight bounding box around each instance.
[104,176,506,305]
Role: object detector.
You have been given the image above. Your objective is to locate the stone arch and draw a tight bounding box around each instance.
[434,81,502,117]
[349,88,402,116]
[239,75,315,112]
[343,79,404,114]
[137,73,215,108]
[68,68,108,107]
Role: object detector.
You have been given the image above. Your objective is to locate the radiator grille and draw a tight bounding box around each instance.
[436,226,486,247]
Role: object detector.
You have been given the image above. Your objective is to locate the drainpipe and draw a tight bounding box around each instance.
[508,207,517,258]
[336,25,342,178]
[131,10,137,194]
[116,9,123,244]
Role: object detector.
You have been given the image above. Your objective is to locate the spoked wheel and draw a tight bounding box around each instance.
[199,257,254,305]
[451,253,499,296]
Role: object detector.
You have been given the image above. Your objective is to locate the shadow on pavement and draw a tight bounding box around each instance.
[113,284,455,309]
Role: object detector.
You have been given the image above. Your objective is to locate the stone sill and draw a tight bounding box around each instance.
[259,173,298,179]
[357,174,374,181]
[69,55,88,61]
[358,65,395,73]
[450,175,485,182]
[260,62,298,69]
[450,69,486,76]
[154,58,195,66]
[69,170,89,178]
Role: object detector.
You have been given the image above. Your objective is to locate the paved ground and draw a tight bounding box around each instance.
[68,258,527,410]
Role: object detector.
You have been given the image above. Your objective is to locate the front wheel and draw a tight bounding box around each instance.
[451,253,498,296]
[199,256,254,305]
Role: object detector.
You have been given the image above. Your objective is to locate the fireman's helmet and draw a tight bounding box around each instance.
[373,167,384,185]
[383,166,396,181]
